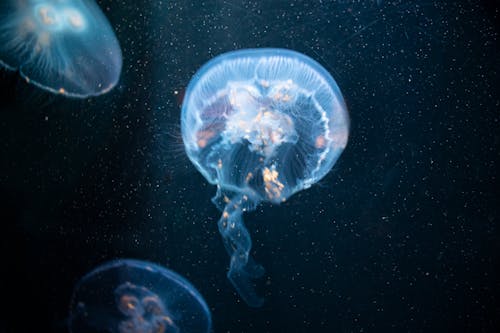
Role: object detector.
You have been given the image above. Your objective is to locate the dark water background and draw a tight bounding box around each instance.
[1,0,499,332]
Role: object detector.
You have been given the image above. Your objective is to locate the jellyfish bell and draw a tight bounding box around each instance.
[0,0,122,98]
[69,259,212,333]
[181,48,349,306]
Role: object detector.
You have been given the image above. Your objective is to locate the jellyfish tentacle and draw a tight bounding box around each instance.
[216,192,264,307]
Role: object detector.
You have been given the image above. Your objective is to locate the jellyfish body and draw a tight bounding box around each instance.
[0,0,122,97]
[181,48,349,306]
[70,259,212,333]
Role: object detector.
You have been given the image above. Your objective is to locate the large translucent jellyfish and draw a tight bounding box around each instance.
[0,0,122,97]
[181,48,350,306]
[69,259,212,333]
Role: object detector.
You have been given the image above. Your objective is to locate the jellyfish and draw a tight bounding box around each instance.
[0,0,122,97]
[181,48,350,306]
[69,259,212,333]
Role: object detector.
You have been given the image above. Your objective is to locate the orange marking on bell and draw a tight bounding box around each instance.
[315,135,326,149]
[245,172,253,183]
[196,130,215,148]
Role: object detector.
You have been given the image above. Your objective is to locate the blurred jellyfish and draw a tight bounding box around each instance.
[70,259,211,333]
[181,48,349,307]
[0,0,122,97]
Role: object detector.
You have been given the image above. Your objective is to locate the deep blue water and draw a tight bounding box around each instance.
[0,1,498,332]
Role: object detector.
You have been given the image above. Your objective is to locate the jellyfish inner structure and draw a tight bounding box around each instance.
[181,48,349,307]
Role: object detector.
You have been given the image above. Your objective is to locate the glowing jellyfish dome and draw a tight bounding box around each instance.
[0,0,122,97]
[69,259,212,333]
[181,48,350,306]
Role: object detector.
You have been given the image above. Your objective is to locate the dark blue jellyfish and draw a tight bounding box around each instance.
[69,259,212,333]
[181,48,350,306]
[0,0,122,97]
